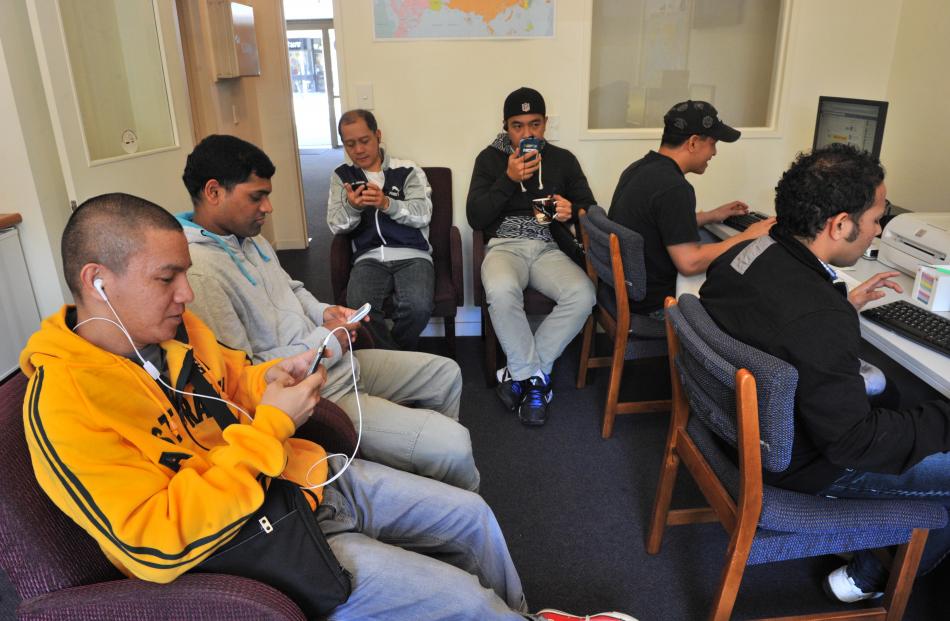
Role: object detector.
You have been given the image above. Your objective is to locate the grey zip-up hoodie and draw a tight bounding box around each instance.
[326,150,432,263]
[177,213,358,396]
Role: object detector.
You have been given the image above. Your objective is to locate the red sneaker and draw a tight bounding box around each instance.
[536,610,638,621]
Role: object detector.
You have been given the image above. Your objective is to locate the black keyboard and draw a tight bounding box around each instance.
[723,211,769,231]
[861,300,950,357]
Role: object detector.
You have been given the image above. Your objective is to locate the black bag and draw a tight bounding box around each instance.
[196,478,352,618]
[551,220,586,268]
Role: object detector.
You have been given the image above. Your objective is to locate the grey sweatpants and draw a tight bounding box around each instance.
[322,348,480,492]
[482,238,595,381]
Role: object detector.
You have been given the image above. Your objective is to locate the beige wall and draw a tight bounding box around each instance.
[0,0,72,316]
[179,0,308,249]
[334,0,903,314]
[883,0,950,212]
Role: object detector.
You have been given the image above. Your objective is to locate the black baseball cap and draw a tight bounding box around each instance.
[504,87,546,120]
[663,100,740,143]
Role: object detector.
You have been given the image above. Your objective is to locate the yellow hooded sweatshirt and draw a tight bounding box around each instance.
[20,307,328,583]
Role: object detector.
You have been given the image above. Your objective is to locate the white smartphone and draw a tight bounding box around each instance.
[305,303,372,375]
[348,302,372,323]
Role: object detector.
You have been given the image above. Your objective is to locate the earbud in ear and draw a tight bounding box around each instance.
[93,278,108,302]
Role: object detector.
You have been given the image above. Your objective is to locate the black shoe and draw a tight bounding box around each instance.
[518,373,552,426]
[495,368,524,411]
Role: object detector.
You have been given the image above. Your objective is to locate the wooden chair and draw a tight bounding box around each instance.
[472,228,556,386]
[576,205,671,438]
[330,166,463,356]
[647,294,946,620]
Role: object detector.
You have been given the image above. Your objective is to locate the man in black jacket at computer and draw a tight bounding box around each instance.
[700,143,950,603]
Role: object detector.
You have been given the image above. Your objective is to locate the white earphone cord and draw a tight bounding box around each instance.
[75,298,361,491]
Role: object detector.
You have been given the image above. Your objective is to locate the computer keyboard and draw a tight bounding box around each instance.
[861,300,950,357]
[723,211,770,231]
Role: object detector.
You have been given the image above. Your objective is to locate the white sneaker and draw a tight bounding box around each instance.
[823,565,883,603]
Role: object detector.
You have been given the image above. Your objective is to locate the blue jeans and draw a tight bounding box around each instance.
[317,459,531,620]
[346,258,434,351]
[819,452,950,591]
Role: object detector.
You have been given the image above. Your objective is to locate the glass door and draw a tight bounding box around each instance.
[286,19,339,149]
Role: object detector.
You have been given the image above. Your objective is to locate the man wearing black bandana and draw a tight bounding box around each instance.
[466,87,596,427]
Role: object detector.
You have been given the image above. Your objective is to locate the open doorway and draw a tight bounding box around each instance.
[287,22,340,149]
[282,0,344,302]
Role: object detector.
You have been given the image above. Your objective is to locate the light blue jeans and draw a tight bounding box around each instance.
[482,239,595,381]
[318,459,535,621]
[819,452,950,591]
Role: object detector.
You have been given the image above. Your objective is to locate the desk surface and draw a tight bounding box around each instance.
[678,223,950,398]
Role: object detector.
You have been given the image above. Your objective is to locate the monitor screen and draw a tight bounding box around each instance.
[812,96,888,158]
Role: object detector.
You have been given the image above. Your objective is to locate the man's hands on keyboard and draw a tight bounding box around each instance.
[848,271,904,311]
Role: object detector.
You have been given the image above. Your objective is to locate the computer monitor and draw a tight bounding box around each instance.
[812,96,888,159]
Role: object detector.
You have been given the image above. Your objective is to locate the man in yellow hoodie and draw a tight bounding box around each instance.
[20,193,636,621]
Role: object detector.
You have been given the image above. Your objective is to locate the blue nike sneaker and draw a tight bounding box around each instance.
[495,367,524,411]
[518,372,553,426]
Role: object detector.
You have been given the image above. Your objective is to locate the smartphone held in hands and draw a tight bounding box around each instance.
[348,302,372,323]
[305,303,372,375]
[306,346,327,376]
[519,137,542,158]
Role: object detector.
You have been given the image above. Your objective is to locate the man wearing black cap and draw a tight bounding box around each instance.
[608,100,775,316]
[467,87,596,426]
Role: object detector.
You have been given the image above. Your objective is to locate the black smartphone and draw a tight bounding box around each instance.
[349,180,367,191]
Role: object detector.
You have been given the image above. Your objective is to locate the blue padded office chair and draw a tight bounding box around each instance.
[576,205,671,438]
[647,294,946,621]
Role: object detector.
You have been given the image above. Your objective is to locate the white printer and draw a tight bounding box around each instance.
[878,212,950,276]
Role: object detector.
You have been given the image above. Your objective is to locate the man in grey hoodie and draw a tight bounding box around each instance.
[177,134,479,491]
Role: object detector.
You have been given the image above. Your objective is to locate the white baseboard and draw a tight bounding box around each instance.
[420,307,482,338]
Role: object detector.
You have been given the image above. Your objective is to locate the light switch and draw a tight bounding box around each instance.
[356,83,374,109]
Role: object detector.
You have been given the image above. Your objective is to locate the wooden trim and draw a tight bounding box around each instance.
[676,431,739,533]
[881,528,929,620]
[646,297,690,554]
[615,400,671,415]
[0,213,23,229]
[757,610,886,621]
[666,507,718,526]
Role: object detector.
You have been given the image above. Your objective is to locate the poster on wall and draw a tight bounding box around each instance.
[373,1,555,40]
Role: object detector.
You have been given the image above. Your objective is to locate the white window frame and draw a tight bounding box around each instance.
[578,0,793,141]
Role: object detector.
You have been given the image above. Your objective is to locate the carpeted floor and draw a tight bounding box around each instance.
[416,335,946,620]
[278,147,344,303]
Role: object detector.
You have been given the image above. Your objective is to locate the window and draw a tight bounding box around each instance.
[588,0,784,134]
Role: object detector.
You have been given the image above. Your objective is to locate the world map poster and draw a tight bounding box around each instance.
[373,1,555,40]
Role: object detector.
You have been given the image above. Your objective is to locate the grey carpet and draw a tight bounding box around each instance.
[279,147,345,303]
